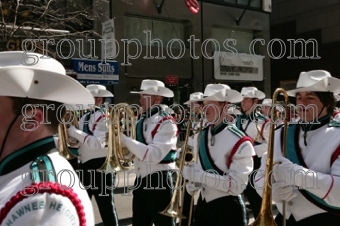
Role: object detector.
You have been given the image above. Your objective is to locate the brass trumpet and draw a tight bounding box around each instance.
[160,108,204,226]
[250,88,289,226]
[58,110,79,160]
[97,103,136,172]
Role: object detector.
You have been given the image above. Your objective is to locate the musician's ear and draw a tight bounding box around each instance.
[20,105,43,132]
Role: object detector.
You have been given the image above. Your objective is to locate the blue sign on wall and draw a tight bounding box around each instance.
[72,58,119,85]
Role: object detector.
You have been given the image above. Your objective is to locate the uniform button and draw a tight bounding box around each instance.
[288,201,293,206]
[203,188,205,191]
[137,167,140,170]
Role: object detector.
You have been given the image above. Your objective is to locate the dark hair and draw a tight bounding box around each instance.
[9,97,66,133]
[314,92,336,115]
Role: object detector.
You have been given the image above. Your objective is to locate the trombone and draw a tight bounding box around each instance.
[250,88,289,226]
[159,108,204,226]
[58,110,79,160]
[97,103,136,172]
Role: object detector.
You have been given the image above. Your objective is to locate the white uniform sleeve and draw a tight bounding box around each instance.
[1,191,92,226]
[69,112,107,150]
[199,140,255,195]
[121,120,178,163]
[318,157,340,206]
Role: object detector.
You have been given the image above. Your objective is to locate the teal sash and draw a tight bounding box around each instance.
[282,124,340,213]
[199,125,225,176]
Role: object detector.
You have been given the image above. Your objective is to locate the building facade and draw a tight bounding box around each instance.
[108,0,272,104]
[270,0,340,93]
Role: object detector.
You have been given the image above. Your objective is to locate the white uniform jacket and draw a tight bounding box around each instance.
[254,116,340,221]
[189,123,255,203]
[0,137,94,226]
[121,106,179,178]
[69,109,108,163]
[236,111,270,157]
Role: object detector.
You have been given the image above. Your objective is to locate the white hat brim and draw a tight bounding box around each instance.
[0,67,94,109]
[227,108,242,115]
[196,89,243,103]
[183,100,201,105]
[334,94,340,101]
[286,77,340,96]
[241,90,266,100]
[90,89,113,97]
[130,86,174,98]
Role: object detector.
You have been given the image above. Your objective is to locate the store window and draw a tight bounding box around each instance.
[214,0,262,9]
[124,15,188,49]
[211,27,254,54]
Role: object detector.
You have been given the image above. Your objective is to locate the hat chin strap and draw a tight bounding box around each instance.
[316,105,325,121]
[0,97,28,159]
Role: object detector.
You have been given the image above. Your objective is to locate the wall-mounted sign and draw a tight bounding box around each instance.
[72,58,119,85]
[213,51,264,81]
[165,75,178,85]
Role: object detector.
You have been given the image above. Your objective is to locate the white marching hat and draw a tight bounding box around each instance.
[241,87,265,99]
[262,98,272,106]
[286,70,340,96]
[195,84,243,103]
[262,98,284,112]
[226,105,242,115]
[0,51,94,108]
[130,79,174,98]
[183,92,204,105]
[86,84,113,97]
[334,94,340,101]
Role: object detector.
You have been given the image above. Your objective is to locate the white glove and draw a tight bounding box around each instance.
[272,182,298,203]
[176,148,182,158]
[182,163,204,183]
[186,182,201,196]
[273,156,316,188]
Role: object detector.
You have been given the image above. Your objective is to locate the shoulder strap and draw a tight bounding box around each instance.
[331,144,340,166]
[227,124,247,138]
[227,136,253,168]
[260,119,270,140]
[83,112,93,135]
[151,115,179,138]
[30,149,57,183]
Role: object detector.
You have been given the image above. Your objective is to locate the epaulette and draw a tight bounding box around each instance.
[158,109,169,117]
[328,120,340,127]
[227,124,246,138]
[255,112,269,121]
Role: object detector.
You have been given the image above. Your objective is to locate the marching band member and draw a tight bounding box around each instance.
[236,86,269,220]
[255,70,340,225]
[261,98,285,125]
[0,51,94,225]
[184,92,204,134]
[183,84,255,226]
[119,79,179,226]
[66,84,119,226]
[261,98,272,117]
[179,92,204,226]
[332,94,340,122]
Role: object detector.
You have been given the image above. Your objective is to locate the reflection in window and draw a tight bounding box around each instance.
[124,16,186,49]
[211,28,254,54]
